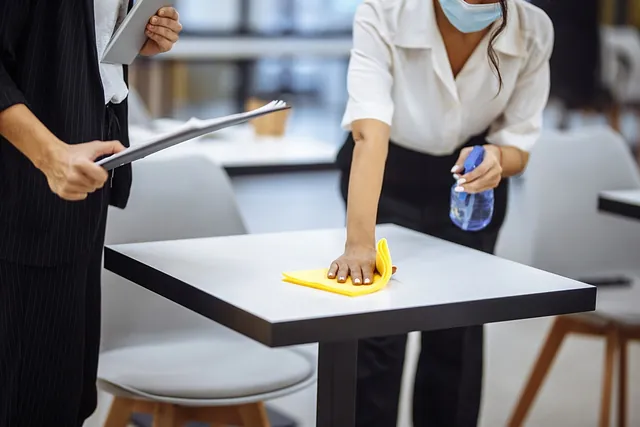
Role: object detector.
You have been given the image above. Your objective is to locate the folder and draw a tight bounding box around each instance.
[96,100,291,170]
[102,0,170,65]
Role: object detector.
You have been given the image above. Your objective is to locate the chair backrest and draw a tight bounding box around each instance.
[127,89,153,128]
[496,125,640,279]
[600,26,640,102]
[101,155,248,351]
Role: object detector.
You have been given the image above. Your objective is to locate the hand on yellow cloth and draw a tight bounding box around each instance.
[282,239,395,297]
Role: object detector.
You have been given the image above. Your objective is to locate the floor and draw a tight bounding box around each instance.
[85,168,640,427]
[233,171,640,427]
[261,320,640,427]
[84,104,640,427]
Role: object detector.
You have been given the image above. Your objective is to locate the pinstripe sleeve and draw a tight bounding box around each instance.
[0,1,30,113]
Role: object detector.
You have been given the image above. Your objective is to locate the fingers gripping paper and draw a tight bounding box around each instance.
[282,239,393,297]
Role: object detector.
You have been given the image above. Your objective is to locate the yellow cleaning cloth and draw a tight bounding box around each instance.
[282,239,394,297]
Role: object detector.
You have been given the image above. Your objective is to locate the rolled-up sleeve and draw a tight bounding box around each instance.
[486,21,554,152]
[0,1,29,113]
[341,1,394,130]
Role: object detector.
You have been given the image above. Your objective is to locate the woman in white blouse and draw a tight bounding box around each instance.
[328,0,553,426]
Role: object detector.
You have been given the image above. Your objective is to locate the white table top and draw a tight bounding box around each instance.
[600,190,640,206]
[599,189,640,220]
[153,36,352,61]
[105,225,595,346]
[129,124,338,171]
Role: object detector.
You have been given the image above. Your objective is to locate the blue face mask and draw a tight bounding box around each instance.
[438,0,503,34]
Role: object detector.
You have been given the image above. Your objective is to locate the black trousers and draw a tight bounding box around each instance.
[0,106,116,427]
[336,132,509,427]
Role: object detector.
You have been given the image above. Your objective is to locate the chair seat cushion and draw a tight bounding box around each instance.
[594,273,640,326]
[98,338,314,400]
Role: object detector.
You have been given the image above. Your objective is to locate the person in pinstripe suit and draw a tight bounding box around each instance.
[0,1,182,425]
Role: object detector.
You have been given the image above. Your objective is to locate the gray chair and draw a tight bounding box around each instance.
[99,155,316,427]
[600,26,640,105]
[127,89,153,129]
[496,125,640,278]
[496,126,640,427]
[127,88,197,135]
[599,26,640,164]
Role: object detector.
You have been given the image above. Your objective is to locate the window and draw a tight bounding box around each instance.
[171,0,358,141]
[175,0,241,33]
[175,0,360,35]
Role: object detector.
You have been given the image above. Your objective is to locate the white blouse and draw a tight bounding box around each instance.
[94,0,129,105]
[341,0,554,155]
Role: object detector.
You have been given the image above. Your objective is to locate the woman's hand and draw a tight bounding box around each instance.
[451,144,502,194]
[327,244,377,285]
[140,7,182,56]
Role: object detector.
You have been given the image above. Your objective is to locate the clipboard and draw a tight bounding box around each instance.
[97,100,291,170]
[102,0,170,65]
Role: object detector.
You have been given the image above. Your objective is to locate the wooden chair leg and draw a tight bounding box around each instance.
[153,403,183,427]
[618,335,628,427]
[508,317,570,427]
[148,61,164,119]
[238,402,271,427]
[600,328,619,427]
[170,60,189,115]
[606,104,622,133]
[104,397,136,427]
[635,107,640,167]
[129,63,139,95]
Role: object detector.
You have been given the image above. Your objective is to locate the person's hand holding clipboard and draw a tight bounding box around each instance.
[102,0,183,65]
[139,6,182,57]
[96,100,292,170]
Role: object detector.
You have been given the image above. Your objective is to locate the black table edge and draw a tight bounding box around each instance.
[598,196,640,221]
[104,247,597,348]
[224,162,336,176]
[105,247,276,345]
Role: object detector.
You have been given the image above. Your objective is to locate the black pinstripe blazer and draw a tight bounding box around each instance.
[0,0,133,266]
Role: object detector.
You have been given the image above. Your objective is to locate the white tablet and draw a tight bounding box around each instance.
[102,0,171,65]
[97,100,291,170]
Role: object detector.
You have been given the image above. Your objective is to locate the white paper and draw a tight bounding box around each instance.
[97,100,289,170]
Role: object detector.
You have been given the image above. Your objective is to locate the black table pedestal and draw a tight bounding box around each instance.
[316,340,358,427]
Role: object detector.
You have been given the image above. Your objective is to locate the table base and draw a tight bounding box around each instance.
[316,340,358,427]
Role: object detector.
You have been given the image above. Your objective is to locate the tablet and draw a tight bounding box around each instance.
[102,0,171,65]
[97,100,291,170]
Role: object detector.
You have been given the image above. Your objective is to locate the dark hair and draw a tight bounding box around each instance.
[488,0,508,92]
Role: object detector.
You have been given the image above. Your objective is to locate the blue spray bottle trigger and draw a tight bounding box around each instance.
[463,145,485,173]
[459,145,485,203]
[450,144,494,231]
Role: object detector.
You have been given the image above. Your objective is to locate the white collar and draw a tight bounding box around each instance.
[392,0,526,57]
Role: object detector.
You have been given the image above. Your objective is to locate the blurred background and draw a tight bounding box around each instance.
[130,0,640,155]
[93,1,640,427]
[132,0,360,143]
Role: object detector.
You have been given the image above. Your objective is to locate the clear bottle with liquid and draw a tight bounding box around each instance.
[449,145,494,231]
